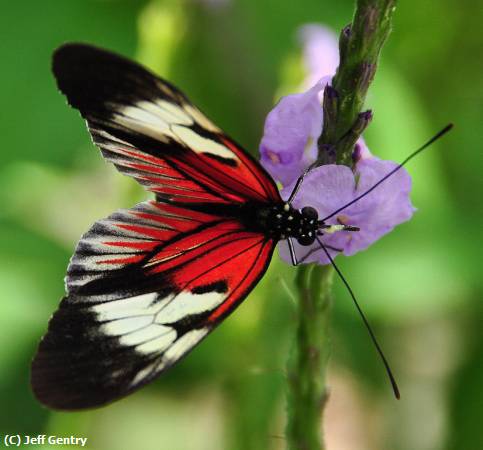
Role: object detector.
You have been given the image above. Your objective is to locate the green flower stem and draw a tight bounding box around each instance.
[319,0,398,166]
[286,1,398,449]
[286,265,334,450]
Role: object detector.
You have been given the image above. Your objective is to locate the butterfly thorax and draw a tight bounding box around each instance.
[253,202,319,246]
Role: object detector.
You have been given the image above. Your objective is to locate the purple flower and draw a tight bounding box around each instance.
[259,24,415,264]
[260,25,371,187]
[299,24,340,90]
[278,161,415,264]
[260,82,323,186]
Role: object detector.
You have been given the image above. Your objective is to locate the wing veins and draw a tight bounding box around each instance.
[154,235,265,318]
[146,229,255,274]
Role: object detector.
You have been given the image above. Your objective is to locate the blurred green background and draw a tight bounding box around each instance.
[0,0,481,449]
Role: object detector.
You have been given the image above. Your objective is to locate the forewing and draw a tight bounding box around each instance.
[31,201,275,409]
[52,43,280,205]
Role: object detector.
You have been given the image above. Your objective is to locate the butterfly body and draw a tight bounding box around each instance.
[175,200,321,244]
[257,203,320,244]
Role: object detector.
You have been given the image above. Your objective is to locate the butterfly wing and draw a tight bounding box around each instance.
[52,43,280,205]
[32,201,276,409]
[32,44,282,409]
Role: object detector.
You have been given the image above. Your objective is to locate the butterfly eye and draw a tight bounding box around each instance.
[301,206,318,220]
[298,233,315,246]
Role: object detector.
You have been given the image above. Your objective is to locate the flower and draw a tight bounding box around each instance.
[259,24,415,264]
[260,25,371,187]
[299,24,340,90]
[259,82,323,186]
[278,161,415,264]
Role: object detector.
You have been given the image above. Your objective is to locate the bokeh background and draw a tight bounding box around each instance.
[1,0,481,449]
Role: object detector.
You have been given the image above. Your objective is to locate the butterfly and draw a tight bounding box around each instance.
[31,43,362,410]
[32,43,451,410]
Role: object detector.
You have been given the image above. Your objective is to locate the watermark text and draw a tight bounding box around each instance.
[3,435,88,447]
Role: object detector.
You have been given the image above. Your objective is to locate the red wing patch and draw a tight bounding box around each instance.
[32,200,275,409]
[66,200,221,294]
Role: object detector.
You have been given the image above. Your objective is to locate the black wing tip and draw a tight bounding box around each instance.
[31,345,128,411]
[52,42,99,83]
[30,360,91,411]
[52,42,118,71]
[29,298,158,411]
[51,41,161,116]
[29,316,108,411]
[31,349,161,411]
[52,43,103,113]
[52,42,137,75]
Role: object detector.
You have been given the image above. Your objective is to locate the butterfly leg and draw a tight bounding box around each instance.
[287,238,299,266]
[298,243,343,264]
[287,161,318,204]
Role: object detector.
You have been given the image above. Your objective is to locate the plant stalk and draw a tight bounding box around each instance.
[286,265,333,450]
[286,1,398,449]
[318,0,398,166]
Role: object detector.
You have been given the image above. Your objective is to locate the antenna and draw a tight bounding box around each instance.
[295,124,453,398]
[288,166,313,204]
[316,236,400,399]
[321,124,453,222]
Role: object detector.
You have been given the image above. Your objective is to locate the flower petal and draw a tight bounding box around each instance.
[342,158,415,255]
[299,24,340,90]
[260,82,323,186]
